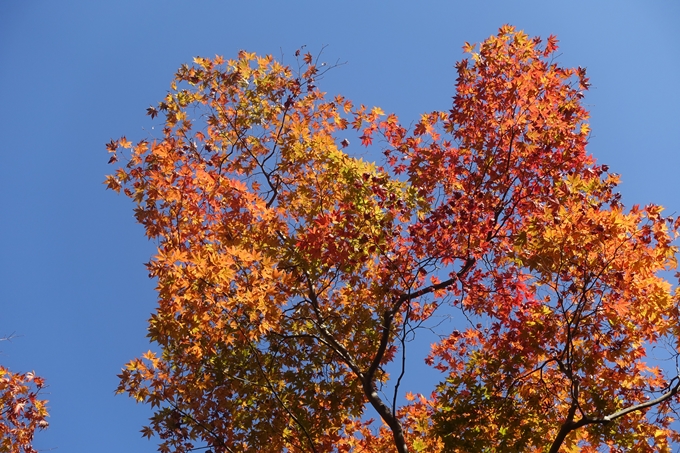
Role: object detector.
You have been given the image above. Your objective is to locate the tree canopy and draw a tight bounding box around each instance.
[102,26,680,453]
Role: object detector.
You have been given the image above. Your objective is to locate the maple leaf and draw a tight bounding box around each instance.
[360,134,372,146]
[118,136,132,149]
[106,139,118,153]
[146,106,158,119]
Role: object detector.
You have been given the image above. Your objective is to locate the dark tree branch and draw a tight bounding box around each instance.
[392,316,409,415]
[598,378,680,423]
[359,257,476,453]
[242,332,319,453]
[164,399,236,453]
[548,377,680,453]
[398,257,475,305]
[547,392,579,453]
[304,276,364,378]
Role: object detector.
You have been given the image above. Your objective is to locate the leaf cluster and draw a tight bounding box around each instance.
[0,365,49,453]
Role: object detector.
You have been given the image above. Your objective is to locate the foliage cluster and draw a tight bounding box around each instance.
[0,337,48,453]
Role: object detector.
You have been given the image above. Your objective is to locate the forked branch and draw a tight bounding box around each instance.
[548,377,680,453]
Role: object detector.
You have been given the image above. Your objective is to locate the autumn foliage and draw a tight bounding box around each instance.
[107,26,680,452]
[0,361,48,453]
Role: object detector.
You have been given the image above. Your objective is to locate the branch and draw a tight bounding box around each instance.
[304,277,364,379]
[0,332,17,342]
[397,257,475,304]
[599,378,680,423]
[242,331,319,453]
[164,400,236,453]
[362,376,409,453]
[548,377,680,453]
[365,310,394,389]
[361,258,476,453]
[547,396,579,453]
[392,316,409,415]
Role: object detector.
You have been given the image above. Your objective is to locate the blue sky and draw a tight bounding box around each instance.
[1,1,679,452]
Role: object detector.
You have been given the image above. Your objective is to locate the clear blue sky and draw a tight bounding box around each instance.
[1,1,678,451]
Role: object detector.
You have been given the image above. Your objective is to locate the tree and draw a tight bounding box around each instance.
[0,337,49,453]
[107,26,680,452]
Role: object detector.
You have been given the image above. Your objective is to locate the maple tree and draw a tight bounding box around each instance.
[107,26,680,452]
[0,337,49,453]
